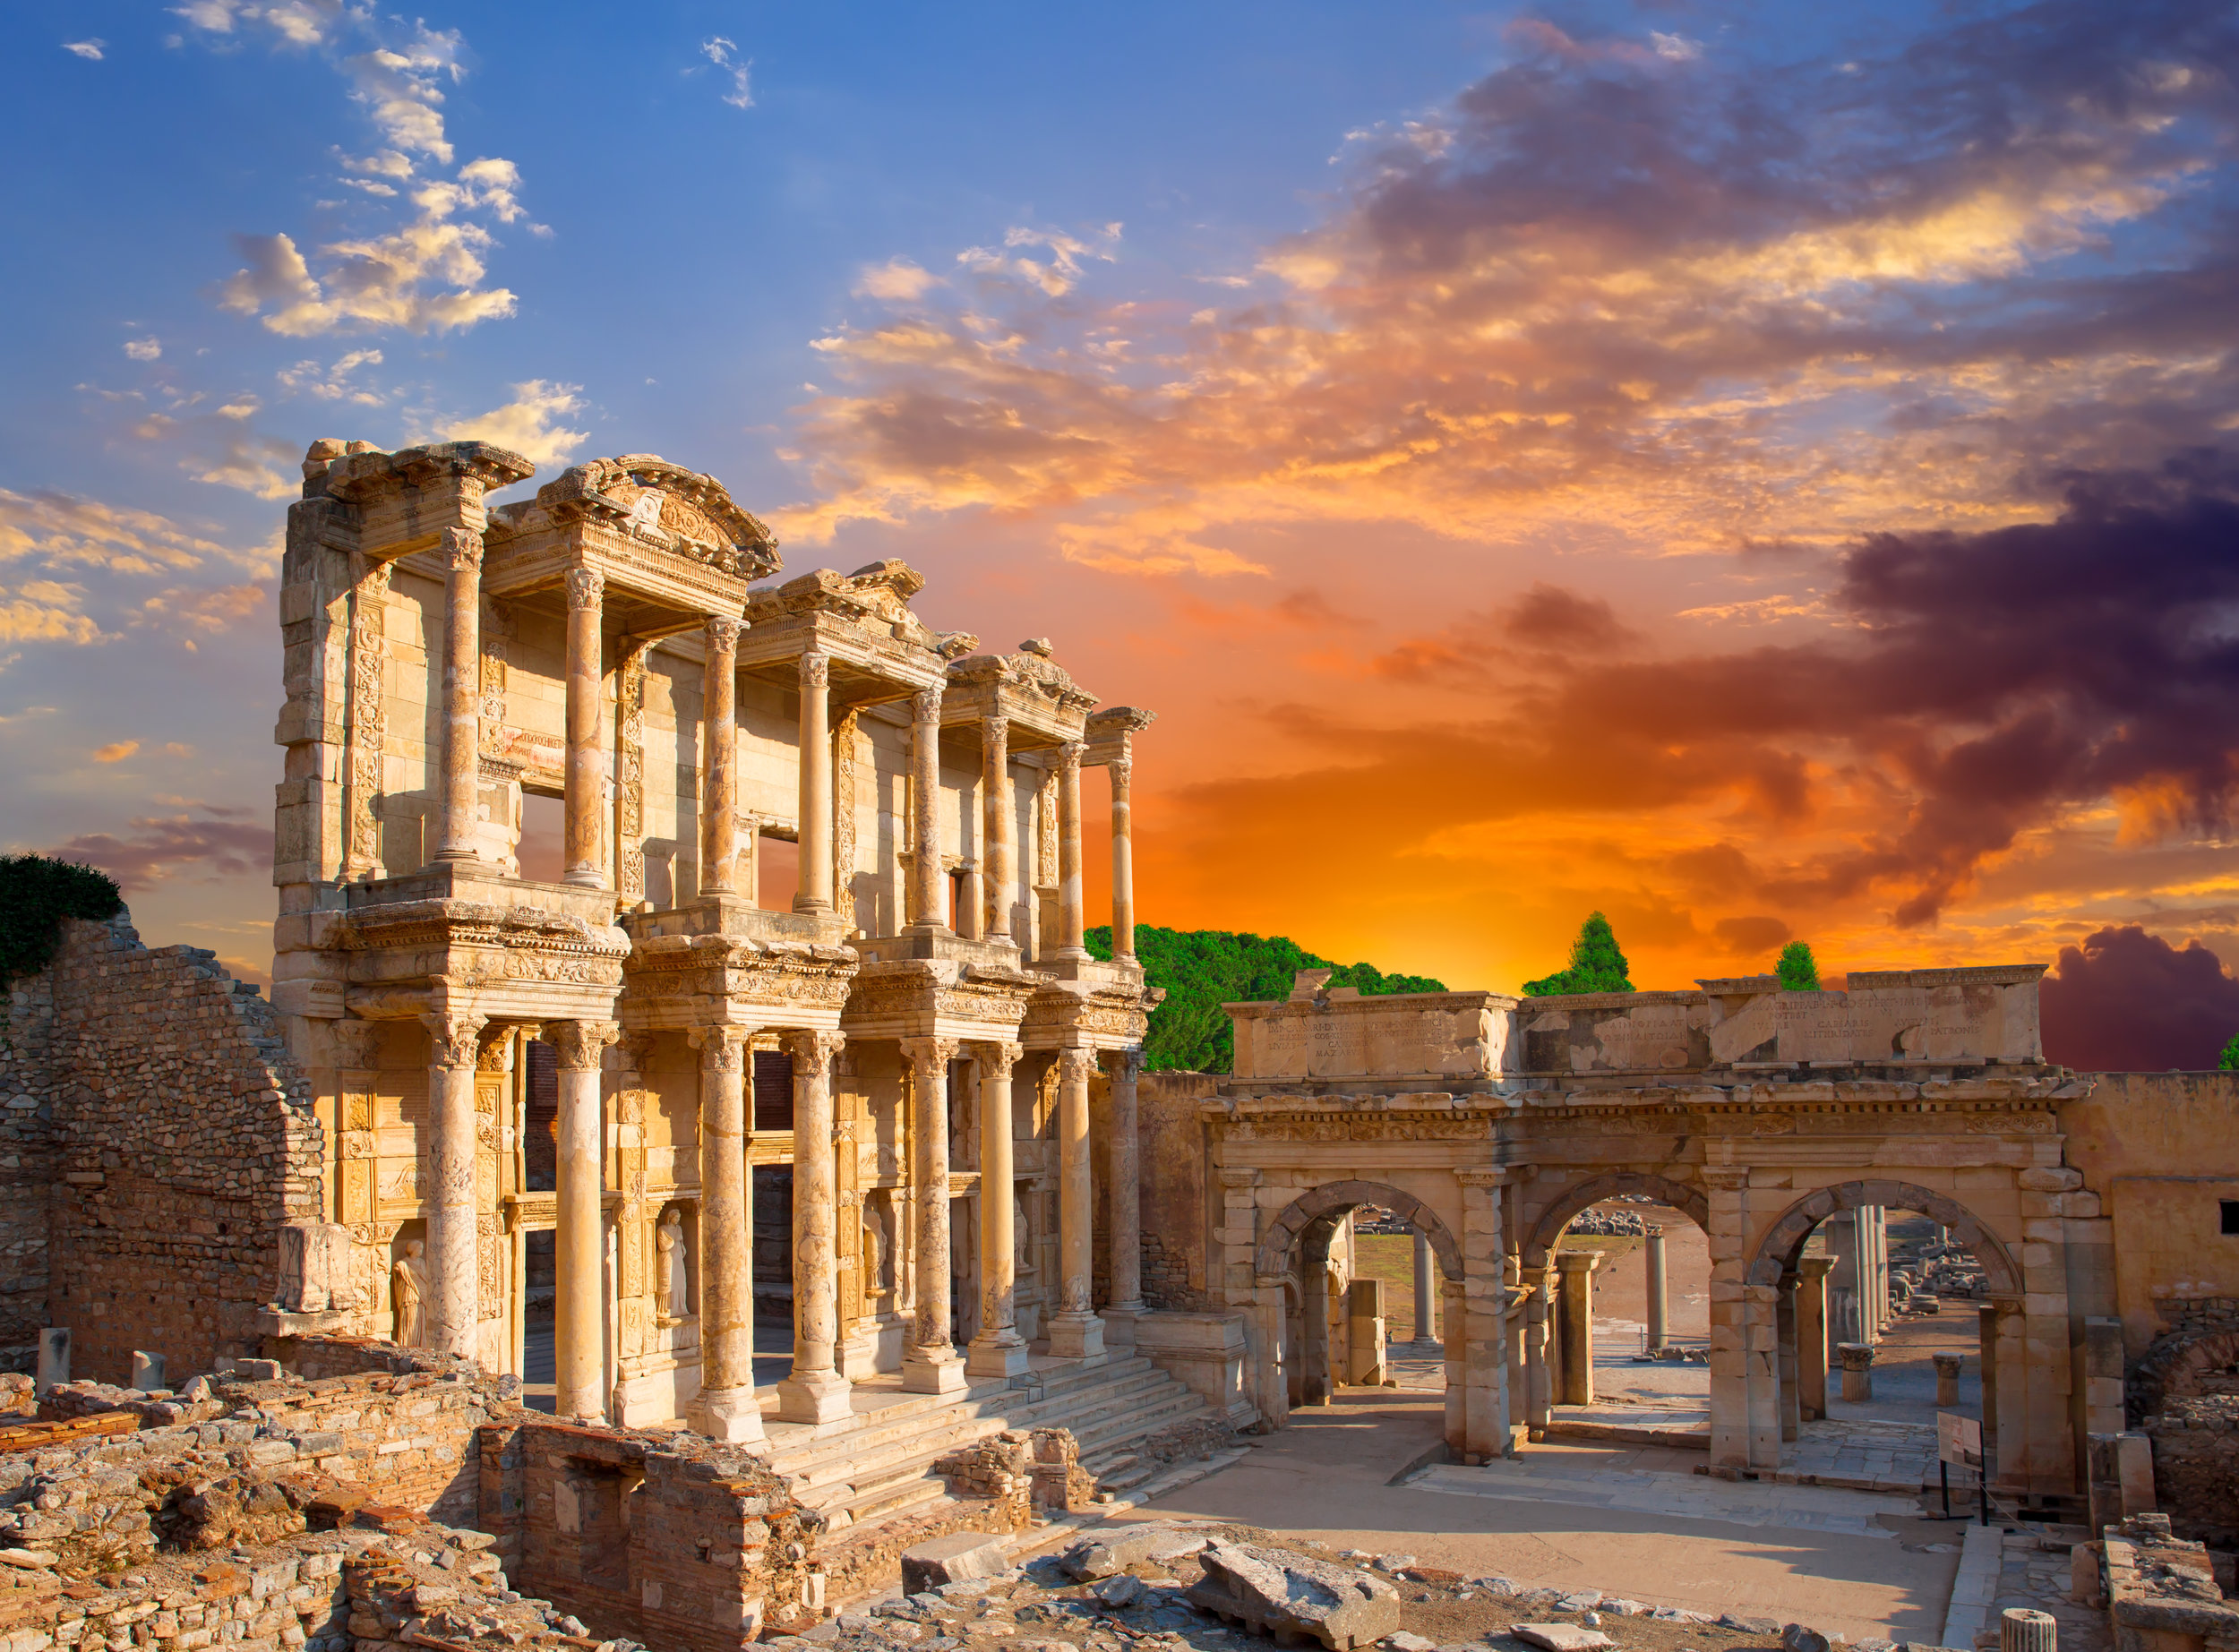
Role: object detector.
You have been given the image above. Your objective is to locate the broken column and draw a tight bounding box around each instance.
[1935,1350,1963,1408]
[1838,1340,1875,1401]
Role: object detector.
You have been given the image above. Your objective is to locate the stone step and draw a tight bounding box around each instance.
[1071,1390,1213,1453]
[1095,1463,1154,1493]
[820,1474,953,1530]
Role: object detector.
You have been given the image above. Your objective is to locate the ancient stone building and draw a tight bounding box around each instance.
[255,438,1160,1439]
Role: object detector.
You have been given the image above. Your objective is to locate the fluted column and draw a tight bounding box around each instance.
[779,1030,853,1422]
[689,1024,764,1443]
[1411,1228,1439,1348]
[420,1010,486,1360]
[902,1036,966,1392]
[700,616,742,896]
[795,652,833,913]
[1108,754,1135,961]
[966,1041,1028,1378]
[1049,1046,1104,1357]
[907,685,945,929]
[1103,1049,1145,1345]
[1054,741,1087,959]
[982,717,1013,942]
[551,1019,616,1421]
[430,527,485,864]
[1646,1227,1669,1351]
[562,568,606,887]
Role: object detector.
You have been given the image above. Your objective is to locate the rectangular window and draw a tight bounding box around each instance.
[2222,1200,2239,1236]
[752,1050,794,1133]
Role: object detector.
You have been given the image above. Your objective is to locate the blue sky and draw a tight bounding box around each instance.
[7,0,2239,1031]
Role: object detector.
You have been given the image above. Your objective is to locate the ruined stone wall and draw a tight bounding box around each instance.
[0,969,56,1364]
[36,915,325,1385]
[2142,1396,2239,1549]
[1137,1071,1219,1313]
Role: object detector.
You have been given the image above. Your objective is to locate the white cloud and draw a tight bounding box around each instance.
[63,39,105,60]
[700,36,754,108]
[1651,31,1703,62]
[856,259,937,302]
[277,347,385,403]
[431,380,588,467]
[0,489,240,577]
[124,337,162,361]
[957,226,1120,298]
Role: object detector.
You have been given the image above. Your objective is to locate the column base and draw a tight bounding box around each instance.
[1101,1304,1146,1350]
[965,1332,1031,1380]
[902,1345,969,1395]
[689,1384,768,1445]
[1047,1312,1105,1360]
[776,1365,854,1425]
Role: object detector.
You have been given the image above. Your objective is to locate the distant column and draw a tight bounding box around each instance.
[966,1041,1029,1379]
[907,686,944,928]
[552,1019,616,1421]
[1048,1047,1103,1357]
[1108,754,1136,962]
[1645,1228,1669,1352]
[430,527,485,865]
[689,1024,764,1444]
[902,1036,966,1392]
[1104,1049,1145,1342]
[982,716,1013,941]
[1411,1229,1438,1348]
[420,1010,486,1360]
[779,1030,851,1422]
[700,616,742,895]
[795,652,834,913]
[1053,741,1087,959]
[562,569,606,887]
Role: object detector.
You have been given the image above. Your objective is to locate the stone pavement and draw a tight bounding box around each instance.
[1778,1418,1942,1494]
[1134,1387,1960,1640]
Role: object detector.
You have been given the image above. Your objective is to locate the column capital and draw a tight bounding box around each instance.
[441,526,483,570]
[704,614,743,653]
[420,1010,487,1069]
[1102,1047,1144,1080]
[982,713,1008,746]
[549,1020,619,1072]
[1797,1254,1837,1280]
[1554,1249,1603,1274]
[1109,755,1132,789]
[912,682,943,723]
[784,1027,846,1065]
[689,1023,756,1071]
[974,1040,1025,1078]
[1056,739,1085,771]
[564,567,605,610]
[1058,1046,1099,1083]
[900,1034,961,1072]
[330,1017,382,1070]
[801,650,830,689]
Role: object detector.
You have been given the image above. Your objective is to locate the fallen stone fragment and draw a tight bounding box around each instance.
[1066,1523,1201,1580]
[1555,1591,1601,1612]
[1186,1541,1402,1651]
[1471,1577,1523,1596]
[1722,1614,1780,1635]
[903,1533,1015,1595]
[0,1548,58,1569]
[1094,1575,1145,1608]
[1512,1627,1613,1652]
[1781,1626,1832,1652]
[1384,1633,1438,1652]
[1148,1532,1212,1564]
[1374,1554,1418,1572]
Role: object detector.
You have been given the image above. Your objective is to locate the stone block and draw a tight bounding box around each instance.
[900,1533,1012,1595]
[1511,1628,1611,1652]
[1187,1542,1400,1650]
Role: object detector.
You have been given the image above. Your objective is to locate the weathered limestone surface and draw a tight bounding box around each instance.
[1186,1540,1401,1650]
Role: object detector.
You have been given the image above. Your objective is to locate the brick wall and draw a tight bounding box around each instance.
[0,971,56,1364]
[20,915,326,1385]
[2143,1396,2239,1548]
[1137,1071,1219,1313]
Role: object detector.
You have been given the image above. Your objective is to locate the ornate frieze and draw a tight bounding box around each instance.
[615,638,650,903]
[342,559,391,883]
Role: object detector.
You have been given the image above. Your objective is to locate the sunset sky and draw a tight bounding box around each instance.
[5,0,2239,1057]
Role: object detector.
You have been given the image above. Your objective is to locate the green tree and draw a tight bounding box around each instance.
[0,854,123,980]
[2220,1033,2239,1072]
[1776,940,1821,991]
[1521,912,1633,996]
[1084,924,1445,1072]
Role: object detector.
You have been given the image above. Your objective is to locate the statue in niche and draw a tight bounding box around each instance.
[656,1211,689,1322]
[862,1203,891,1297]
[1015,1196,1032,1272]
[391,1240,429,1348]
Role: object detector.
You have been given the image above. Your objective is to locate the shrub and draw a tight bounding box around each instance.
[0,854,124,980]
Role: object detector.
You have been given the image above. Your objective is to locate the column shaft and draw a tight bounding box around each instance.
[431,528,484,863]
[1055,742,1087,957]
[1442,1277,1467,1452]
[690,1025,763,1443]
[562,569,606,887]
[1556,1254,1599,1406]
[552,1020,613,1421]
[795,653,834,912]
[982,717,1013,941]
[902,1037,966,1392]
[421,1012,485,1360]
[1797,1255,1832,1419]
[1108,755,1135,960]
[1457,1171,1511,1461]
[777,1031,851,1421]
[700,617,742,895]
[1777,1272,1801,1442]
[1522,1267,1552,1432]
[907,686,944,927]
[1645,1228,1669,1351]
[966,1043,1029,1378]
[1048,1047,1104,1357]
[1412,1228,1436,1348]
[1104,1050,1145,1338]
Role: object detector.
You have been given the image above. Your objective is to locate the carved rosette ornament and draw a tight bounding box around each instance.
[564,567,605,610]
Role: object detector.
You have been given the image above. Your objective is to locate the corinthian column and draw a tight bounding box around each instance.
[779,1030,854,1423]
[1108,755,1135,961]
[1049,1046,1104,1358]
[551,1019,616,1420]
[908,685,945,929]
[420,1009,486,1360]
[689,1024,764,1443]
[965,1041,1028,1378]
[700,615,742,896]
[562,568,607,887]
[795,652,834,913]
[901,1035,967,1392]
[430,527,485,865]
[982,716,1013,942]
[1054,741,1087,960]
[1102,1049,1145,1345]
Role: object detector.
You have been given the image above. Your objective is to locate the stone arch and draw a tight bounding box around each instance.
[1745,1179,2021,1291]
[1520,1170,1708,1270]
[2128,1328,2239,1425]
[1254,1179,1463,1282]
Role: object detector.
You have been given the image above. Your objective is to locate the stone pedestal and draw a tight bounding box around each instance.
[129,1350,164,1392]
[1837,1340,1875,1401]
[1934,1350,1963,1408]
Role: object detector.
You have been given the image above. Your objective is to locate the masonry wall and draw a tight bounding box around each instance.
[0,970,56,1363]
[28,915,326,1385]
[1137,1070,1220,1313]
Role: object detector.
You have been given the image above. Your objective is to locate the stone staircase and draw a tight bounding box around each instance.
[761,1354,1217,1530]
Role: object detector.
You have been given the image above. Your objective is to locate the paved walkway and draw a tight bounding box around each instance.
[1136,1388,1960,1640]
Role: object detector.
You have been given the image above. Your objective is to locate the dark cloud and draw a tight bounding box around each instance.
[1713,914,1792,954]
[1371,582,1636,683]
[2040,924,2239,1070]
[51,807,271,891]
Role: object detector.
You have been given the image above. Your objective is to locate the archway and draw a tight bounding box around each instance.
[1255,1178,1463,1281]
